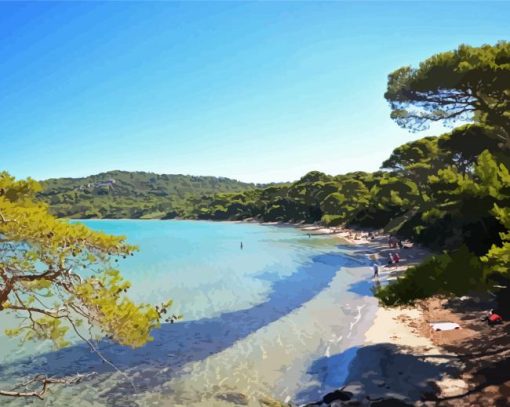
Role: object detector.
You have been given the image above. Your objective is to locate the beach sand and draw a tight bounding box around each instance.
[303,225,510,406]
[337,231,468,405]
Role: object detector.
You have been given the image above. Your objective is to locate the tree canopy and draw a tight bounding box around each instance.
[0,172,174,398]
[385,41,510,144]
[376,42,510,307]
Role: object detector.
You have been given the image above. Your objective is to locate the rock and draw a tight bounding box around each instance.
[322,389,353,404]
[369,398,413,407]
[215,392,249,405]
[259,396,287,407]
[330,401,362,407]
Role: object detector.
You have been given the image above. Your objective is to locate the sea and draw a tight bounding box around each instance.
[0,220,378,406]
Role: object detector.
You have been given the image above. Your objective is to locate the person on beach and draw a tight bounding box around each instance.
[393,252,400,265]
[486,309,503,326]
[372,263,380,279]
[387,253,394,267]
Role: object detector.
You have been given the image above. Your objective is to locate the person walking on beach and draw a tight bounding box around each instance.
[372,263,380,279]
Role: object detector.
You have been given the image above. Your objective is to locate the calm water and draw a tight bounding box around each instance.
[0,220,377,406]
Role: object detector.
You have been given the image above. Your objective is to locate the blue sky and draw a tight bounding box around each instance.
[1,2,508,183]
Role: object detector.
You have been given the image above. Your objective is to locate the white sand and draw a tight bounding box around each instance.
[363,305,469,400]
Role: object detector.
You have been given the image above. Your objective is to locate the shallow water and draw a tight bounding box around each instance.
[0,220,377,406]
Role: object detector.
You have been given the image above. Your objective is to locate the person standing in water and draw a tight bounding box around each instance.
[240,241,243,250]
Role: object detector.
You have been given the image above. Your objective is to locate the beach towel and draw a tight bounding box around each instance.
[430,322,461,331]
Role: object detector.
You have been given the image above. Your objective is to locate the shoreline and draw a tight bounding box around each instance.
[66,218,487,404]
[0,221,383,407]
[303,228,489,406]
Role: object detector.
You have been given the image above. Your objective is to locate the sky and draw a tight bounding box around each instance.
[1,1,509,183]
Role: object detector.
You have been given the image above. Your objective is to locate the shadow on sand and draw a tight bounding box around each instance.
[301,295,510,406]
[296,343,461,405]
[0,249,371,404]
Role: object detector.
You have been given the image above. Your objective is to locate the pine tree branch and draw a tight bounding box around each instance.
[0,373,95,399]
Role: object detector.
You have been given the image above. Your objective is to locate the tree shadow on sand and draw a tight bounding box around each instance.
[0,251,371,404]
[300,297,510,406]
[428,298,510,405]
[295,343,461,405]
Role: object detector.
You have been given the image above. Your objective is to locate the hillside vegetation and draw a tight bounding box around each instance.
[39,170,265,219]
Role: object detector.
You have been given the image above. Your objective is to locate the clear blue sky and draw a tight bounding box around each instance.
[1,1,508,183]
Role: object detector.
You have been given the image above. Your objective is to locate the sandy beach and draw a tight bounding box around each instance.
[336,229,465,405]
[297,225,510,406]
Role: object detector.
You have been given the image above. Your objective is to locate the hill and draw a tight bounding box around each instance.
[39,170,264,219]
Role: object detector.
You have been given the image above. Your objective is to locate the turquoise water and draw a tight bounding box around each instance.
[0,220,377,406]
[81,220,342,321]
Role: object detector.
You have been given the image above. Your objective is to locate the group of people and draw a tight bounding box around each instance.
[347,231,376,241]
[388,235,412,250]
[387,235,399,248]
[372,251,402,279]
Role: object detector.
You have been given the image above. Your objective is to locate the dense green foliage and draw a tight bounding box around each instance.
[185,170,378,225]
[377,41,510,305]
[39,170,265,219]
[375,246,487,306]
[384,41,510,139]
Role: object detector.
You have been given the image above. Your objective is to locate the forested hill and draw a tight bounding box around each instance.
[39,170,265,219]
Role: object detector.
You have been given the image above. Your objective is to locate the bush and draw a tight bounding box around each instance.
[375,246,487,306]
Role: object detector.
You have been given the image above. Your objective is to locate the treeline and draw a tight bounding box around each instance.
[375,41,510,308]
[186,42,510,308]
[39,170,268,219]
[39,42,510,308]
[186,125,507,254]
